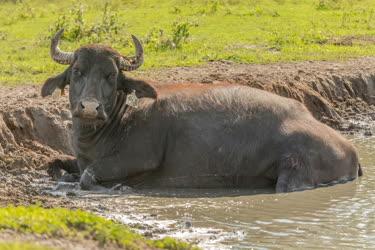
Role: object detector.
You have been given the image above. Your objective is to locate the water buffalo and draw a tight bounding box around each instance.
[43,29,362,192]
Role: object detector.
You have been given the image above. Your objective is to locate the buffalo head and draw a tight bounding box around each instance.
[42,29,157,125]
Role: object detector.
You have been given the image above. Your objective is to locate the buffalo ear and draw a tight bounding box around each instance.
[118,75,157,99]
[41,68,71,97]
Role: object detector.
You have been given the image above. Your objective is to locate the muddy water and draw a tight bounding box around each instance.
[47,135,375,249]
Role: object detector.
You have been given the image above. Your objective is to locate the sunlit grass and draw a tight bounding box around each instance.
[1,0,375,85]
[0,206,198,250]
[0,243,54,250]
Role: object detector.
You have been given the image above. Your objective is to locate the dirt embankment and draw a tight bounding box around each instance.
[0,86,72,206]
[0,58,375,205]
[137,58,375,132]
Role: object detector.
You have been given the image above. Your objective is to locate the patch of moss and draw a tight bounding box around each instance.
[0,206,199,250]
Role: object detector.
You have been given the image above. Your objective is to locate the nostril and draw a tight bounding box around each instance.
[80,100,101,116]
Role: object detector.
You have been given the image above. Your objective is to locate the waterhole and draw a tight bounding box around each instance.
[45,135,375,249]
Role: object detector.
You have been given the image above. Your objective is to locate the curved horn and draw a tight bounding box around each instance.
[119,35,144,71]
[50,29,74,65]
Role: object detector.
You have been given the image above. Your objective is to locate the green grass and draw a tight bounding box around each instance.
[1,0,375,85]
[0,243,53,250]
[0,206,198,250]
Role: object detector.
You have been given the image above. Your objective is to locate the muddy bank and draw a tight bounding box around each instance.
[136,57,375,132]
[0,58,375,206]
[0,86,73,206]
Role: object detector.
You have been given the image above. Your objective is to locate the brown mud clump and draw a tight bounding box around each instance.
[0,86,72,206]
[0,58,375,205]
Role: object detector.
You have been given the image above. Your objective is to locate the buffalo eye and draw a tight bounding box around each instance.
[107,72,117,81]
[72,68,82,77]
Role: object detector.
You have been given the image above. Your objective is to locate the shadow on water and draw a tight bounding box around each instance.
[132,187,275,198]
[45,181,275,198]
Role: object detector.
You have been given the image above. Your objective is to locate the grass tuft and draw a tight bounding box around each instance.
[0,206,199,250]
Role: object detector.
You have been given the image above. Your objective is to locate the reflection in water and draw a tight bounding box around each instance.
[51,135,375,249]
